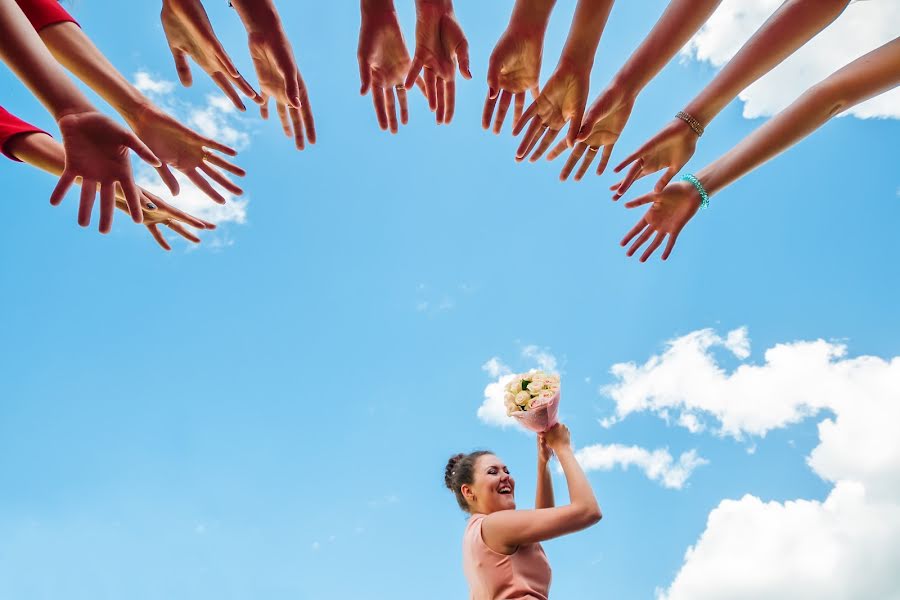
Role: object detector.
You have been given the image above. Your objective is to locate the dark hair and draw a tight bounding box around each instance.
[444,450,493,512]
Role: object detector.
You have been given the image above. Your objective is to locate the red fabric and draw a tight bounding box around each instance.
[0,106,49,162]
[14,0,78,31]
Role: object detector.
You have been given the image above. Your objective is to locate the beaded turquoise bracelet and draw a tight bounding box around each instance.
[681,173,710,210]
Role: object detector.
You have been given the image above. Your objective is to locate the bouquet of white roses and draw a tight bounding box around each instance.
[504,371,560,433]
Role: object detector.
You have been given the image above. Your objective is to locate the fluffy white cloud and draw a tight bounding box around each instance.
[575,444,708,490]
[130,72,251,229]
[612,328,900,597]
[659,483,900,600]
[477,348,559,428]
[682,0,900,119]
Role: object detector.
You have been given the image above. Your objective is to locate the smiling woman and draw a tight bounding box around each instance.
[445,423,602,600]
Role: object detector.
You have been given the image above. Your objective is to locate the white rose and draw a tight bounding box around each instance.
[515,390,532,407]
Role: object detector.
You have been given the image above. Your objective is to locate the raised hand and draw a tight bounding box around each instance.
[620,180,702,262]
[546,84,634,180]
[483,24,543,134]
[51,110,160,233]
[116,187,215,251]
[358,3,422,133]
[126,104,244,205]
[610,118,698,200]
[405,0,471,125]
[542,422,571,451]
[512,58,590,162]
[537,434,554,464]
[246,28,316,150]
[161,0,260,111]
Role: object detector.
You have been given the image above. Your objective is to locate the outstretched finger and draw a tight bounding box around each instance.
[231,73,262,104]
[171,48,192,87]
[492,91,512,134]
[298,81,316,144]
[614,144,646,173]
[125,133,161,168]
[120,171,144,224]
[199,162,243,195]
[515,120,543,161]
[372,86,388,130]
[640,231,665,262]
[655,167,678,192]
[146,224,172,251]
[529,127,561,162]
[186,168,226,204]
[385,88,399,133]
[289,106,306,149]
[513,101,538,135]
[50,171,75,206]
[613,159,643,200]
[259,96,270,120]
[435,77,446,123]
[359,61,372,95]
[621,217,648,247]
[98,181,118,233]
[482,88,498,130]
[566,109,585,148]
[166,221,201,244]
[573,146,598,181]
[547,139,569,162]
[405,55,424,91]
[155,164,180,196]
[624,192,655,209]
[276,102,292,138]
[596,144,613,176]
[513,92,525,128]
[627,227,654,257]
[204,153,245,177]
[423,68,437,111]
[559,143,587,181]
[77,179,98,227]
[455,37,471,80]
[661,232,679,261]
[211,71,246,112]
[397,86,409,125]
[444,79,456,123]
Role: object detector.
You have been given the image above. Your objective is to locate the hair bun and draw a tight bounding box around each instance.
[444,453,465,490]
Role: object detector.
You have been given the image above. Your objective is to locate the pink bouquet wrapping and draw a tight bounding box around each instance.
[504,371,560,433]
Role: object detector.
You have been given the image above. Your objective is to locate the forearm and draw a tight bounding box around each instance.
[697,37,900,196]
[559,0,614,67]
[556,447,599,515]
[361,0,395,14]
[685,0,851,125]
[6,130,64,174]
[230,0,283,33]
[535,460,555,509]
[0,0,93,119]
[38,22,149,125]
[613,0,722,97]
[508,0,556,33]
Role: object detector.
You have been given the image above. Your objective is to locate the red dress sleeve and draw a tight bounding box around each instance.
[0,106,49,162]
[14,0,79,31]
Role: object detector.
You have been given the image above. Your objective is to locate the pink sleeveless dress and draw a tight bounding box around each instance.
[462,513,552,600]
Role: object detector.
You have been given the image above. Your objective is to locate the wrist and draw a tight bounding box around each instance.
[121,98,157,131]
[509,0,555,32]
[361,0,396,16]
[231,0,281,33]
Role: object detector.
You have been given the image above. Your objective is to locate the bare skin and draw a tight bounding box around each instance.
[622,37,900,263]
[0,0,159,232]
[613,0,852,198]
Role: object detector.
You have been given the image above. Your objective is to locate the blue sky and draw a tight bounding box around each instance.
[1,1,899,599]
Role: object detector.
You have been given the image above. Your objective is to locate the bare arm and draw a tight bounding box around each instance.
[482,425,600,553]
[611,0,853,199]
[697,36,900,195]
[535,436,555,510]
[0,0,94,119]
[620,37,900,263]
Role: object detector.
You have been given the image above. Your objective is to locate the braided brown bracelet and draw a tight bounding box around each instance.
[676,111,705,137]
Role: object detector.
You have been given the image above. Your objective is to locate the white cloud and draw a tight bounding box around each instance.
[575,444,708,490]
[477,348,560,428]
[134,71,175,95]
[682,0,900,119]
[137,167,248,226]
[613,328,900,597]
[659,483,900,600]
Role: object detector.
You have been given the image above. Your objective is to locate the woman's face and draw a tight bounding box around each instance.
[468,454,516,513]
